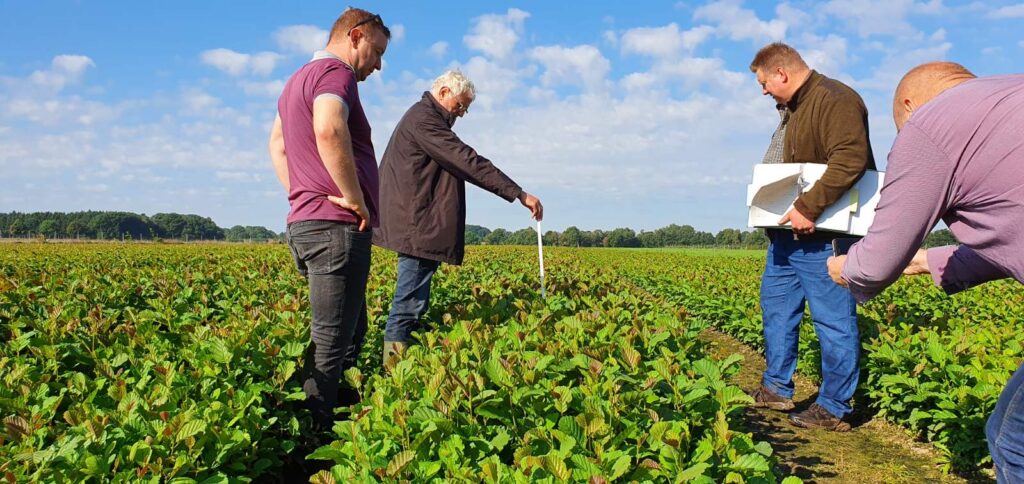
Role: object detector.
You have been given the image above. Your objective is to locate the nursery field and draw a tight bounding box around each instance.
[1,243,1019,482]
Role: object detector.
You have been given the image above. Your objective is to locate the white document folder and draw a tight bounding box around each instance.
[746,163,884,236]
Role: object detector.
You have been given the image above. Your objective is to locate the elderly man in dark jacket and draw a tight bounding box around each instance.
[374,70,542,367]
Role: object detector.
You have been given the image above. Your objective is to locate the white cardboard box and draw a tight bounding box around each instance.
[746,163,884,236]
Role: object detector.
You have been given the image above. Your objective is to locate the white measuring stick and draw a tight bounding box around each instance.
[536,220,546,299]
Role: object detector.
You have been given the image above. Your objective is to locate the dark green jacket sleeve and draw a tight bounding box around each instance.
[794,94,872,220]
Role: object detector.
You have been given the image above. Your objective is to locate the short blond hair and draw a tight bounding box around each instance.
[431,70,475,99]
[749,42,808,73]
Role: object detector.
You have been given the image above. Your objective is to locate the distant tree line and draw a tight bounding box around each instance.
[2,210,958,248]
[467,225,962,250]
[466,224,771,248]
[0,211,281,242]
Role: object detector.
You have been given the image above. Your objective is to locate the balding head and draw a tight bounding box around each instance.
[893,61,976,131]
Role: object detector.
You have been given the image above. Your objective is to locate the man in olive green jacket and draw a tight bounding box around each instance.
[747,42,875,431]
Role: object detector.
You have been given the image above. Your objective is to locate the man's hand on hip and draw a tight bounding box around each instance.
[327,195,371,231]
[779,208,816,235]
[518,192,543,221]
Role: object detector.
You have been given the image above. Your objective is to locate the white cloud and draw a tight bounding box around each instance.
[774,2,813,28]
[29,55,95,91]
[200,49,282,77]
[620,23,714,57]
[529,45,610,90]
[694,0,786,43]
[391,24,406,42]
[4,96,122,126]
[797,34,849,75]
[602,30,618,46]
[854,42,953,92]
[201,49,247,75]
[463,8,530,60]
[240,79,286,97]
[457,56,529,109]
[988,3,1024,18]
[274,25,329,55]
[428,41,449,58]
[216,171,263,182]
[248,52,282,76]
[822,0,945,38]
[82,184,109,193]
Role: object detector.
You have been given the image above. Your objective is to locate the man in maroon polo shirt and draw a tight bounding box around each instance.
[268,7,389,429]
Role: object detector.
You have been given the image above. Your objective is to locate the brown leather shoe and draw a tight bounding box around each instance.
[748,385,795,411]
[789,403,851,432]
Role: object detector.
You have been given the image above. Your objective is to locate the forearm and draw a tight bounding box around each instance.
[926,245,1008,294]
[270,147,289,192]
[316,129,363,202]
[841,126,951,302]
[269,115,289,191]
[795,159,865,220]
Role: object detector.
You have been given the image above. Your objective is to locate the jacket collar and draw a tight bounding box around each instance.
[422,91,457,127]
[786,70,820,112]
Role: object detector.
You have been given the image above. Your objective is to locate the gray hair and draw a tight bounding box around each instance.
[431,69,475,99]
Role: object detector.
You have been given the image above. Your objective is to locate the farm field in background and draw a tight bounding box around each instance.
[1,243,1019,481]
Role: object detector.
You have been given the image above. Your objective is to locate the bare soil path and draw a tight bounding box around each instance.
[700,328,989,483]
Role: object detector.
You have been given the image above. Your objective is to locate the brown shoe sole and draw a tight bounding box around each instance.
[752,400,795,411]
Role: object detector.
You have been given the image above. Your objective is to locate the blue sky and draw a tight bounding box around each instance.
[2,1,1022,233]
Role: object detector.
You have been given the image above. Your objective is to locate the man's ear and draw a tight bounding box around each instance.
[349,28,363,47]
[903,97,915,115]
[776,66,788,83]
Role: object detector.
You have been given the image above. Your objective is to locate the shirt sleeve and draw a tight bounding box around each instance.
[413,116,523,202]
[842,123,957,302]
[313,64,355,107]
[794,94,873,220]
[926,244,1009,294]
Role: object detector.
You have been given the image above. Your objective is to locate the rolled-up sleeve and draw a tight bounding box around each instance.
[927,245,1008,294]
[842,123,956,302]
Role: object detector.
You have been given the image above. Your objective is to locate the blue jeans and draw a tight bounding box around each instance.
[988,361,1024,483]
[286,220,371,428]
[384,254,441,344]
[760,230,860,418]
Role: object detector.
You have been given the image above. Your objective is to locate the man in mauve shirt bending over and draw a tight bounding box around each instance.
[268,7,389,430]
[828,62,1024,483]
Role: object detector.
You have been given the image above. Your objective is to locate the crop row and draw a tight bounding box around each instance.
[591,249,1024,473]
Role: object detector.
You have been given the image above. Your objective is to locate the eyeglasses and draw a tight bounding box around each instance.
[455,100,469,114]
[347,13,391,38]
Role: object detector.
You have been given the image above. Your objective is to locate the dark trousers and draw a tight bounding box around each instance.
[286,220,371,427]
[383,254,440,344]
[988,361,1024,483]
[760,230,860,418]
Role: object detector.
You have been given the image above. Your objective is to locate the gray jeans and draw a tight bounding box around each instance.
[286,220,371,428]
